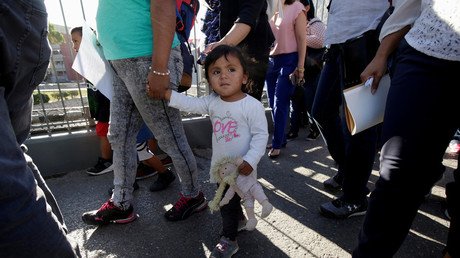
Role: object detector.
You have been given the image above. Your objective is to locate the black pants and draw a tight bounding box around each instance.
[446,155,459,257]
[312,43,378,203]
[353,39,460,258]
[220,186,244,241]
[246,57,269,101]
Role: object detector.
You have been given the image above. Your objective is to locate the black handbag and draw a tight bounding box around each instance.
[305,47,326,77]
[341,31,380,88]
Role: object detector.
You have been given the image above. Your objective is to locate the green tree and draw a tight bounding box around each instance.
[68,90,79,99]
[48,24,64,44]
[33,93,50,105]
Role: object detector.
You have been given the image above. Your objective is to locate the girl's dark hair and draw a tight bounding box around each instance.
[285,0,296,5]
[70,26,82,36]
[299,0,316,20]
[204,45,251,90]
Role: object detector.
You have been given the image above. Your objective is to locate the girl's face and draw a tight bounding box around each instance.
[71,32,82,52]
[207,54,248,102]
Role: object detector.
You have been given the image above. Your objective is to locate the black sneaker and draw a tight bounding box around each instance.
[323,173,343,191]
[149,168,176,192]
[306,129,320,141]
[164,192,207,221]
[108,181,140,196]
[136,163,158,180]
[82,199,138,225]
[320,198,367,219]
[86,157,113,176]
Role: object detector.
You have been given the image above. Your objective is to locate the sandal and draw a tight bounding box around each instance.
[266,143,287,149]
[268,148,281,159]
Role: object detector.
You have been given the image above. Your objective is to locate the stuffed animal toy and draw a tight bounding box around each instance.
[208,156,274,231]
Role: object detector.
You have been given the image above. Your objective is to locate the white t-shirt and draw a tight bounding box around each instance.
[169,91,269,183]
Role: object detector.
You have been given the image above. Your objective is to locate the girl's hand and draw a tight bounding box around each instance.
[238,160,253,176]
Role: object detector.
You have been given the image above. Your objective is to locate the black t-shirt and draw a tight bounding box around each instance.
[219,0,274,60]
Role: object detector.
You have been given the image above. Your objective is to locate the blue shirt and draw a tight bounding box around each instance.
[96,0,180,60]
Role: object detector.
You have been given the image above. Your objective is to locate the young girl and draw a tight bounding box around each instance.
[162,45,270,257]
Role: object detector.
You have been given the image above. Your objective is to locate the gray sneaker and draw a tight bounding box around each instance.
[210,237,239,258]
[320,198,367,219]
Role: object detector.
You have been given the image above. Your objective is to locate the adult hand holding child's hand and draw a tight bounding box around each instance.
[146,67,170,99]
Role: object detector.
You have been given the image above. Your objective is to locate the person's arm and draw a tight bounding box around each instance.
[204,0,264,53]
[360,26,410,94]
[204,21,251,54]
[147,0,176,99]
[218,23,251,47]
[291,10,307,84]
[361,0,420,94]
[168,91,213,114]
[241,102,269,175]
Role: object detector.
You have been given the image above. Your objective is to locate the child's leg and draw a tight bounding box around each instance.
[96,122,112,160]
[220,188,242,241]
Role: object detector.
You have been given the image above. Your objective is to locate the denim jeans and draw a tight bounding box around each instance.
[354,39,460,257]
[311,45,378,203]
[109,47,200,209]
[266,53,298,149]
[0,0,80,256]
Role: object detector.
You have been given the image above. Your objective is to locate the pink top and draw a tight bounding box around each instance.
[269,1,305,56]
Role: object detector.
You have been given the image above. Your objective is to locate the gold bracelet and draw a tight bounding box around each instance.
[297,67,305,73]
[149,67,170,76]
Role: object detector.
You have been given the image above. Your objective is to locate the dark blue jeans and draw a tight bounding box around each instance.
[311,45,378,203]
[266,53,298,149]
[353,39,460,257]
[0,0,79,256]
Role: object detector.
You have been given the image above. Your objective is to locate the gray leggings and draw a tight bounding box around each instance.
[109,46,200,208]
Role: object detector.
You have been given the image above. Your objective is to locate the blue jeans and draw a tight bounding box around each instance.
[109,47,200,209]
[353,39,460,257]
[0,0,80,256]
[312,45,378,203]
[266,53,298,149]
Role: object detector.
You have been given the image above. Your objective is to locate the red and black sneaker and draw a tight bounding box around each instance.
[164,192,207,221]
[82,199,138,225]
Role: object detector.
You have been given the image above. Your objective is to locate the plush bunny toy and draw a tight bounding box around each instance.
[208,156,273,231]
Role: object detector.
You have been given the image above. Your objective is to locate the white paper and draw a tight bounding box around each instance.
[71,23,113,100]
[343,74,391,135]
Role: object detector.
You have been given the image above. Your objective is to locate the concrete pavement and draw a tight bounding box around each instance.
[46,128,455,258]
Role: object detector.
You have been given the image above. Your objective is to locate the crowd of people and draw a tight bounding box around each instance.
[1,0,458,257]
